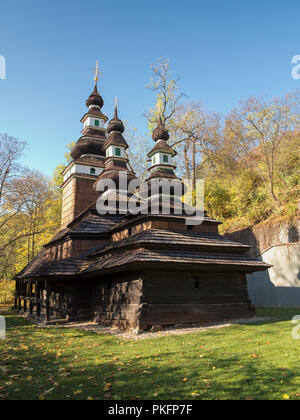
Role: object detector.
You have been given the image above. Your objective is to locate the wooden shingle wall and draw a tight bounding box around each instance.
[61,177,98,227]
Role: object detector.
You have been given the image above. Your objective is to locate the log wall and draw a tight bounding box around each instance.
[91,270,254,332]
[139,271,254,330]
[92,272,143,331]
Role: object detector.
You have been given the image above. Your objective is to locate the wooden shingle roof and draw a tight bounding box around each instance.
[15,249,88,279]
[84,229,270,275]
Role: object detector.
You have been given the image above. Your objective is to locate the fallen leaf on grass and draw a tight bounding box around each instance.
[73,390,82,396]
[191,391,200,397]
[103,383,112,391]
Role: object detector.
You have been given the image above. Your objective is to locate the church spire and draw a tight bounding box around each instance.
[93,59,100,84]
[107,98,125,135]
[85,60,107,115]
[96,101,136,193]
[76,60,108,147]
[147,114,177,181]
[60,63,108,226]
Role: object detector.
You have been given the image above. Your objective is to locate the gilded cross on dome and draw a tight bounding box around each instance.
[92,60,102,84]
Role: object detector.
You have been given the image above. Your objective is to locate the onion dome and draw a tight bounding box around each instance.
[104,132,128,150]
[152,115,170,142]
[148,139,177,158]
[107,102,125,134]
[86,84,104,109]
[104,102,128,150]
[71,137,105,160]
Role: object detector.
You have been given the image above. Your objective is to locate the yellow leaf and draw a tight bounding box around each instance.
[191,391,200,397]
[283,394,290,400]
[73,390,82,396]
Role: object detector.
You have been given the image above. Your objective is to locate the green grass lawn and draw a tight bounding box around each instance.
[0,308,299,400]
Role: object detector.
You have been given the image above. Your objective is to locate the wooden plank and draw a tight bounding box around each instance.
[96,311,139,321]
[141,310,253,325]
[99,293,142,305]
[97,303,141,312]
[143,285,246,296]
[142,303,250,314]
[143,278,243,288]
[142,294,248,305]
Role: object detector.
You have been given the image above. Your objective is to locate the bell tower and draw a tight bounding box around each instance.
[60,62,108,227]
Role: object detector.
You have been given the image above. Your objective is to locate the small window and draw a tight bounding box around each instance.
[163,155,169,163]
[153,156,156,164]
[90,168,96,175]
[191,276,200,289]
[115,147,121,157]
[95,120,100,127]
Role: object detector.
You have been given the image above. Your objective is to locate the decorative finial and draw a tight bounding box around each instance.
[92,59,100,84]
[107,99,125,134]
[114,97,119,119]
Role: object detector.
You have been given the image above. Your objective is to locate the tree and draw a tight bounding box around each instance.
[145,57,185,129]
[0,133,27,215]
[171,103,222,198]
[125,124,152,180]
[6,170,54,262]
[227,93,300,205]
[145,59,226,209]
[0,135,62,303]
[0,133,29,268]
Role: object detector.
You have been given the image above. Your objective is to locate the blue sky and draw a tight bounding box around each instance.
[1,0,300,176]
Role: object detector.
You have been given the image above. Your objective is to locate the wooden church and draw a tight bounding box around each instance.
[15,70,270,332]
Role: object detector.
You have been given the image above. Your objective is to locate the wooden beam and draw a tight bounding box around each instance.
[45,281,50,323]
[23,297,27,313]
[29,282,33,315]
[36,282,41,318]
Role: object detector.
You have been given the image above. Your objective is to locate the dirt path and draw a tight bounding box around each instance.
[35,316,273,341]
